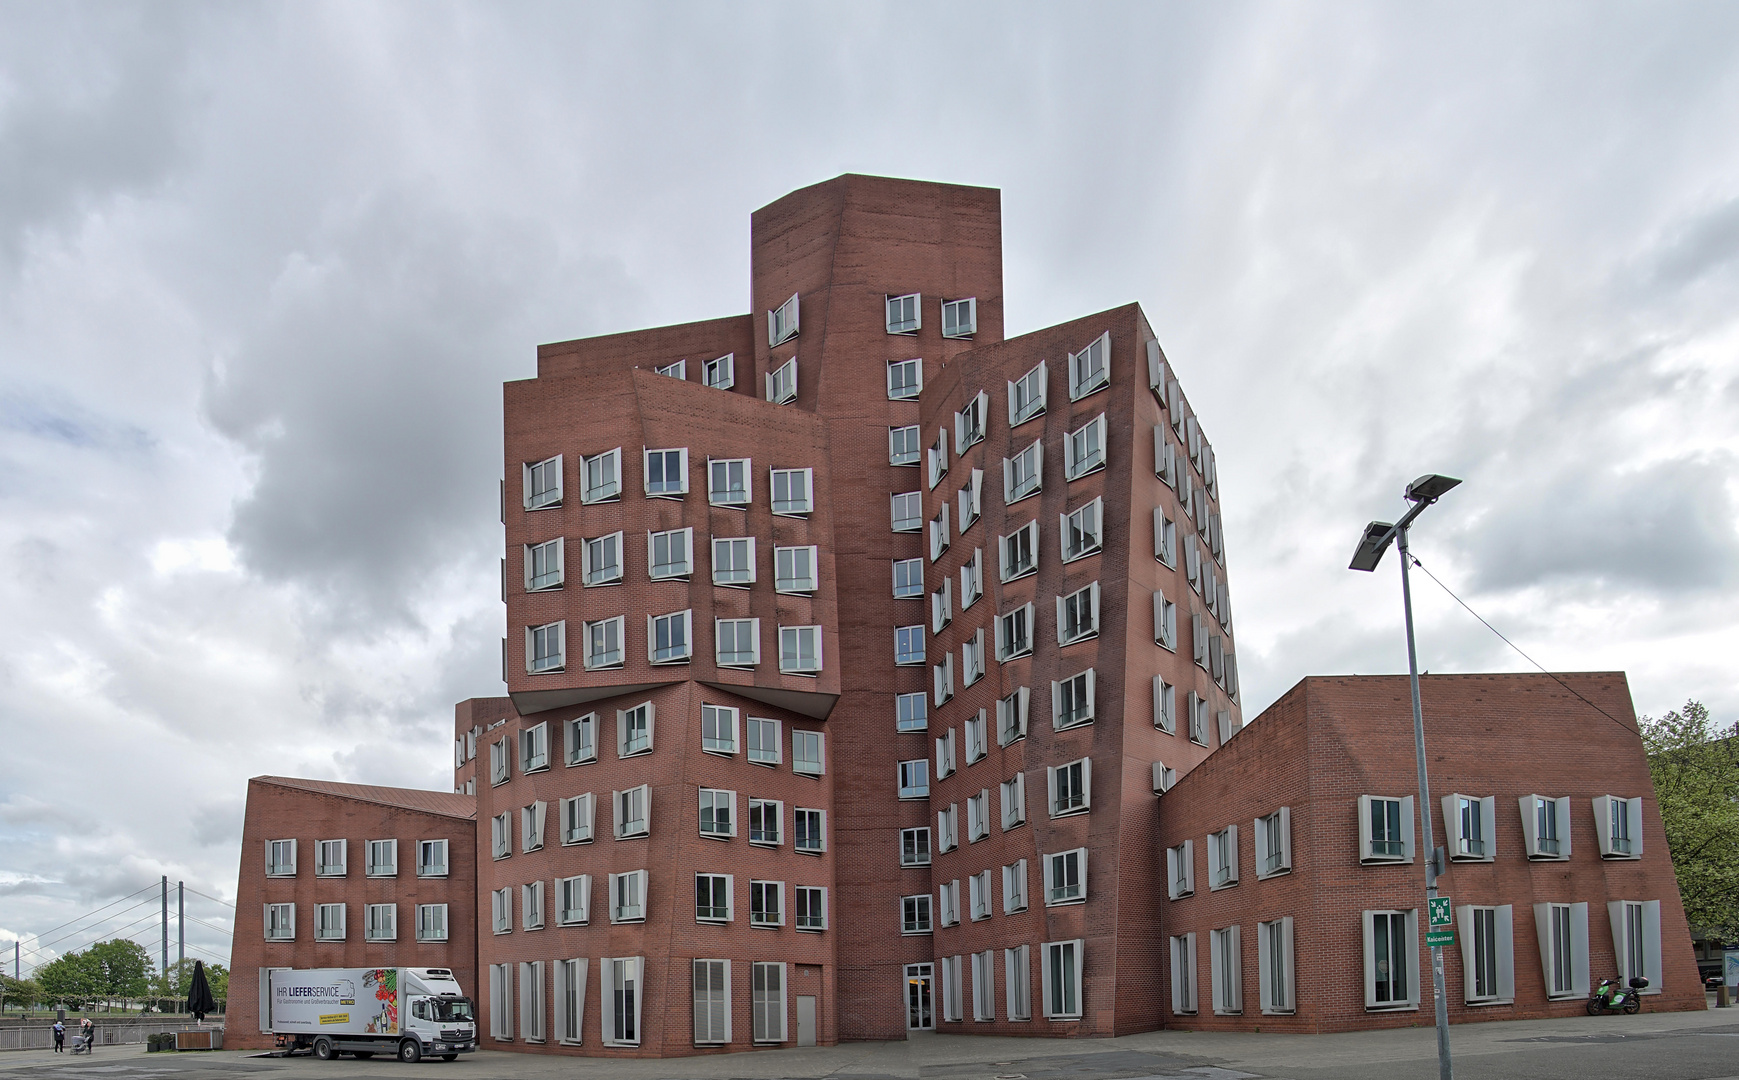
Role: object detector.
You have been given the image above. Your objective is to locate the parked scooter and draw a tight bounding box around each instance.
[1587,975,1649,1015]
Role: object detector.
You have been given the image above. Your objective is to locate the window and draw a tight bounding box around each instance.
[1187,692,1209,745]
[565,713,597,766]
[964,711,987,764]
[693,959,730,1045]
[962,629,985,686]
[699,788,736,838]
[1056,582,1100,645]
[766,357,798,404]
[583,616,622,670]
[694,704,739,757]
[936,729,957,780]
[1068,332,1111,400]
[999,520,1039,581]
[899,759,930,799]
[775,545,818,592]
[894,557,924,598]
[779,625,823,673]
[1521,795,1571,860]
[1170,934,1197,1015]
[933,653,954,706]
[903,894,933,934]
[1001,772,1027,830]
[967,789,990,842]
[521,800,547,852]
[1002,859,1028,913]
[1610,899,1663,993]
[901,827,932,866]
[708,458,751,506]
[1153,675,1176,734]
[1153,590,1177,651]
[1003,440,1043,504]
[1048,757,1091,817]
[969,872,991,922]
[524,454,563,510]
[749,799,782,846]
[1064,415,1107,480]
[1457,905,1513,1005]
[491,887,512,933]
[1210,926,1242,1015]
[958,468,984,531]
[1595,795,1644,859]
[937,804,958,852]
[1363,909,1418,1010]
[750,880,784,927]
[521,882,544,931]
[892,491,923,532]
[1044,848,1087,905]
[1154,508,1177,567]
[525,538,564,591]
[955,391,988,452]
[580,532,621,586]
[316,902,345,941]
[558,874,590,925]
[793,730,825,776]
[488,963,512,1040]
[1359,795,1414,863]
[938,880,960,927]
[1060,499,1102,562]
[768,292,799,346]
[890,424,921,466]
[887,292,921,334]
[703,352,735,389]
[1208,825,1240,890]
[747,716,781,765]
[613,785,650,839]
[556,957,586,1044]
[648,528,693,580]
[1007,360,1047,427]
[490,736,512,785]
[771,467,814,515]
[716,618,760,668]
[417,838,448,877]
[265,902,295,940]
[582,448,620,504]
[1154,429,1178,489]
[1041,939,1084,1020]
[366,839,397,877]
[655,358,685,380]
[520,722,549,773]
[888,358,922,400]
[492,812,512,859]
[960,549,983,608]
[618,703,654,757]
[704,537,754,587]
[929,503,950,560]
[998,687,1030,745]
[561,793,594,845]
[602,956,643,1046]
[996,602,1034,661]
[897,691,928,732]
[794,807,826,853]
[1534,901,1589,999]
[416,903,448,942]
[315,839,346,877]
[643,447,688,497]
[1166,840,1195,899]
[1255,808,1291,878]
[609,870,647,923]
[943,297,977,338]
[1444,793,1496,861]
[1051,669,1095,729]
[752,962,787,1044]
[695,874,733,922]
[527,620,566,673]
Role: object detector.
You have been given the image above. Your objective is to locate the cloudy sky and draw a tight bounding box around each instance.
[3,2,1737,975]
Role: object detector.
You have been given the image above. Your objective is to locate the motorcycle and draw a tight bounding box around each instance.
[1587,975,1649,1015]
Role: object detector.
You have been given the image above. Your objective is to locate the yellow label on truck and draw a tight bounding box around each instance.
[318,1013,350,1026]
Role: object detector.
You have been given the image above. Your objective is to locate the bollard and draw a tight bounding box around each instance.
[1719,982,1730,1008]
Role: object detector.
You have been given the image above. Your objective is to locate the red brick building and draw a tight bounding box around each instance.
[229,175,1697,1059]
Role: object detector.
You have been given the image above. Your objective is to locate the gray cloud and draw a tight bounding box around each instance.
[1653,196,1739,288]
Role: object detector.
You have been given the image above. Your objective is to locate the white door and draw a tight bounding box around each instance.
[797,995,816,1046]
[905,964,934,1030]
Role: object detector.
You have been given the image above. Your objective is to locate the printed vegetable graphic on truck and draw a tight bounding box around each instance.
[362,968,398,1034]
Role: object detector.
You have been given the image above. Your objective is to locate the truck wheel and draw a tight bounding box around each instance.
[312,1038,336,1061]
[398,1039,423,1063]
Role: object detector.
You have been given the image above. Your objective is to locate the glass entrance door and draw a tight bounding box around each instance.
[905,963,934,1030]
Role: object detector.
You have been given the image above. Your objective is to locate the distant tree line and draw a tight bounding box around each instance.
[0,942,227,1013]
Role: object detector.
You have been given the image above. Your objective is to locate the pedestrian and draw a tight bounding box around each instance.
[81,1017,94,1053]
[51,1020,64,1053]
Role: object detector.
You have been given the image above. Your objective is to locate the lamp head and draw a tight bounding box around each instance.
[1404,473,1462,504]
[1349,521,1395,572]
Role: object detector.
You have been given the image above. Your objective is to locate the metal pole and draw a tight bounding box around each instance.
[177,883,185,985]
[160,877,168,985]
[1397,526,1452,1080]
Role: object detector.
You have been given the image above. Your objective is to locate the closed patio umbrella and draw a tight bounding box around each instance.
[185,961,216,1024]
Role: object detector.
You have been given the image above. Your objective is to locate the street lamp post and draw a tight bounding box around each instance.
[1350,473,1461,1080]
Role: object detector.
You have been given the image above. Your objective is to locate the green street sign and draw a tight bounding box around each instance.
[1427,929,1456,947]
[1428,896,1453,927]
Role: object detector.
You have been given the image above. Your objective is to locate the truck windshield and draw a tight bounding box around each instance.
[431,998,475,1023]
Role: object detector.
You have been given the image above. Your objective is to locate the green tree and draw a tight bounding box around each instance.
[88,939,154,1007]
[204,963,229,1004]
[34,951,102,1008]
[1642,700,1739,938]
[1,974,43,1012]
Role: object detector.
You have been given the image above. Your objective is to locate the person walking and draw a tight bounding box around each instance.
[81,1017,94,1053]
[51,1020,64,1053]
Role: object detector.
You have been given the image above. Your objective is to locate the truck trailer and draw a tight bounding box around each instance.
[262,967,477,1062]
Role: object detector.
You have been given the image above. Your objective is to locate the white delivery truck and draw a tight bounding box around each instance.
[263,967,477,1062]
